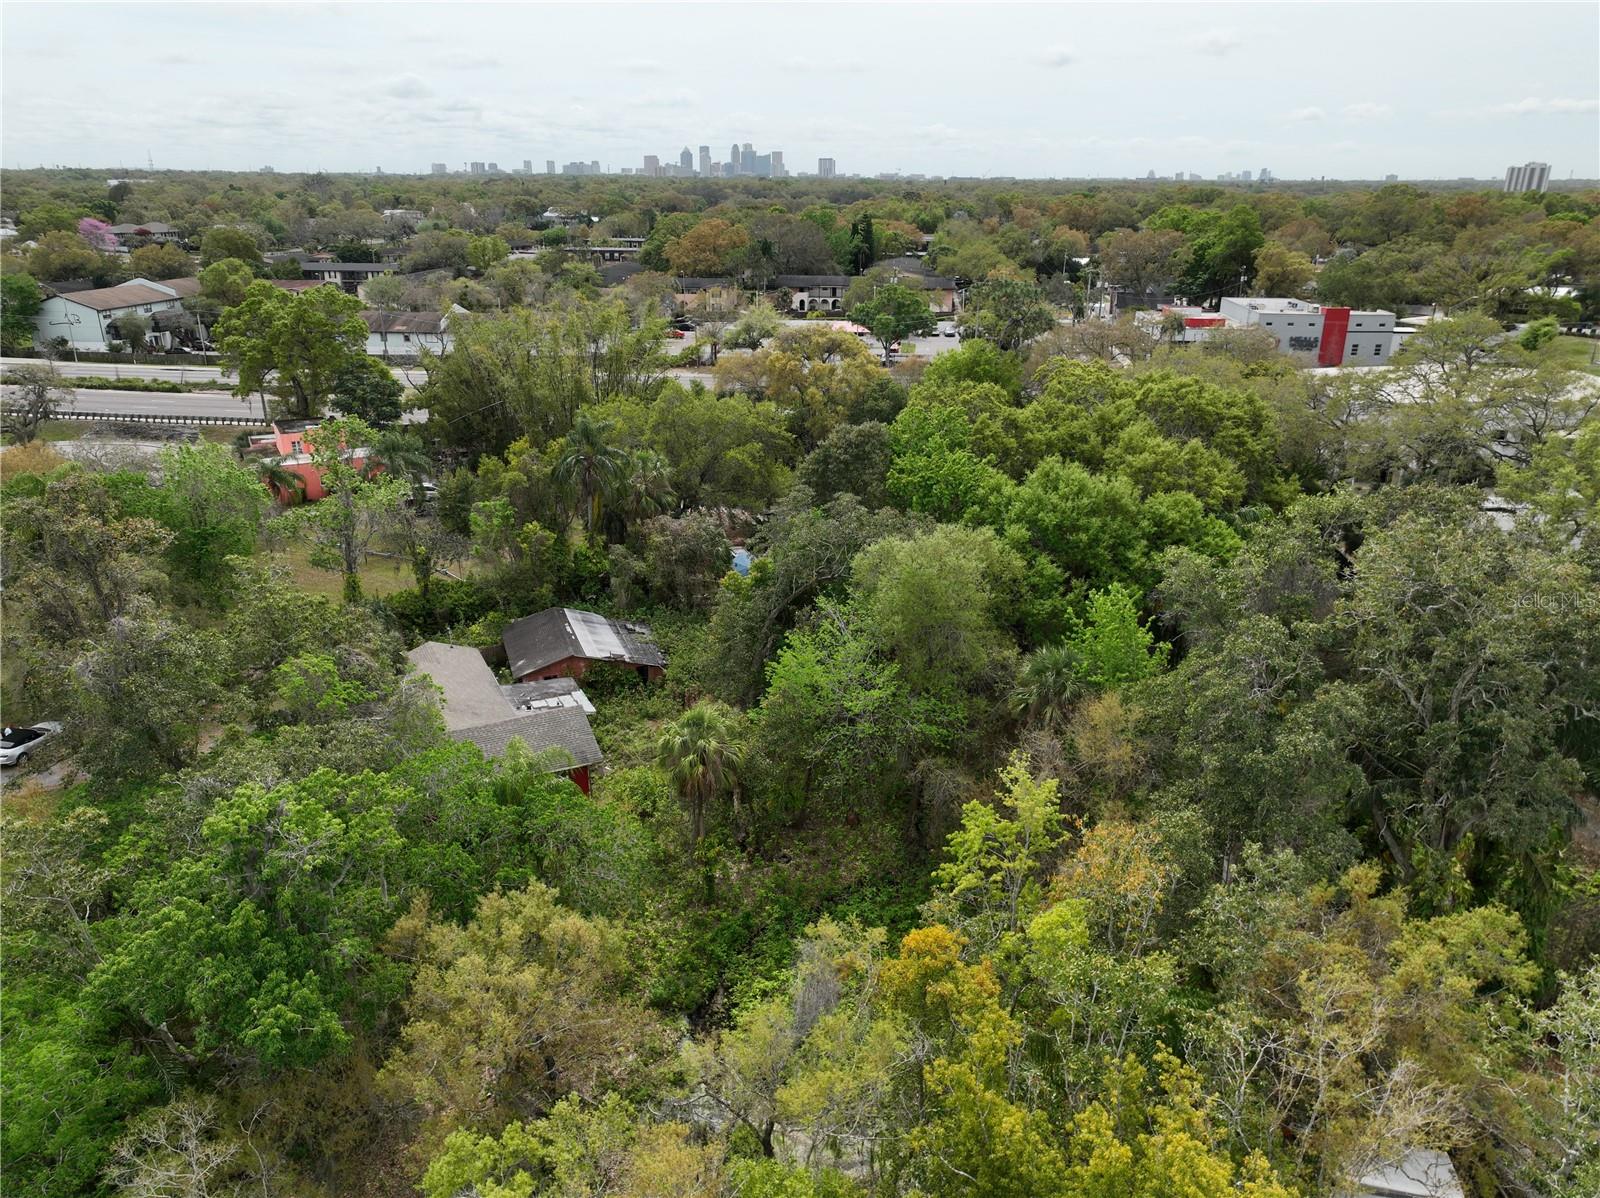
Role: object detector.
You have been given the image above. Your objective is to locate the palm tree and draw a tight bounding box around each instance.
[619,449,676,524]
[656,701,744,845]
[366,428,433,505]
[256,458,307,506]
[553,412,629,541]
[1010,643,1088,730]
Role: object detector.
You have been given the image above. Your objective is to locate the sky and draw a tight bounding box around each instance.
[3,1,1597,180]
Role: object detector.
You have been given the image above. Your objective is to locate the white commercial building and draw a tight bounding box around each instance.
[1218,296,1396,364]
[1503,161,1551,194]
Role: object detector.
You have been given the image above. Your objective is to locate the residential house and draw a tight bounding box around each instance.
[672,276,739,310]
[361,307,458,358]
[34,276,197,351]
[108,221,181,247]
[245,420,375,502]
[503,607,666,685]
[870,257,961,316]
[775,274,852,313]
[405,641,603,792]
[562,237,645,264]
[299,260,398,295]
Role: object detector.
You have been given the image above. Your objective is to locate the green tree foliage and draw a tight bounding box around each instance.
[378,882,674,1151]
[849,281,936,361]
[198,225,263,268]
[332,354,405,425]
[1,272,44,352]
[214,281,369,418]
[197,256,257,308]
[271,415,406,601]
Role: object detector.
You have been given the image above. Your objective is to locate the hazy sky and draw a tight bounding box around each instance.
[4,2,1597,179]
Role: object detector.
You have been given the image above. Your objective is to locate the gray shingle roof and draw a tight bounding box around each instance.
[405,640,603,769]
[55,282,181,312]
[454,708,602,767]
[503,608,666,678]
[774,274,852,287]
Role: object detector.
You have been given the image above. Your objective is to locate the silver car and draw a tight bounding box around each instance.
[0,722,62,767]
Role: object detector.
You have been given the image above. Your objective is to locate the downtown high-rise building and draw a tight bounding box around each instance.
[1504,161,1551,193]
[817,157,836,178]
[699,145,711,175]
[741,142,755,175]
[680,147,694,172]
[643,154,660,176]
[547,160,556,174]
[729,143,740,174]
[769,150,784,176]
[431,162,448,174]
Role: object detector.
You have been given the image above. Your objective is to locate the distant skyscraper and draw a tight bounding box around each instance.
[741,142,755,175]
[523,159,532,174]
[1258,167,1271,182]
[699,145,711,176]
[547,160,556,174]
[680,146,694,172]
[487,162,500,173]
[643,154,660,177]
[1241,169,1252,181]
[818,157,836,178]
[729,143,740,174]
[1504,161,1551,193]
[469,161,486,175]
[1384,173,1398,182]
[770,150,784,176]
[431,162,448,174]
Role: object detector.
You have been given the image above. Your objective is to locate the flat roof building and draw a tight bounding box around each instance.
[1503,161,1551,194]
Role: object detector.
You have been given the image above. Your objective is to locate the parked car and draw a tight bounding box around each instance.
[666,329,687,339]
[1,722,62,767]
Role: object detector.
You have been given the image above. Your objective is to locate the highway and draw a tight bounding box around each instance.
[1,383,263,420]
[0,356,430,388]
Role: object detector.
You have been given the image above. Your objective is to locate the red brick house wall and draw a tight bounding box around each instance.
[514,655,663,686]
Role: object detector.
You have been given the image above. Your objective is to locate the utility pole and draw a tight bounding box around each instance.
[47,311,82,363]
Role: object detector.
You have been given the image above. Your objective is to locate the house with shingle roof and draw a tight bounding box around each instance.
[503,608,666,685]
[34,276,200,351]
[405,641,603,791]
[360,306,460,358]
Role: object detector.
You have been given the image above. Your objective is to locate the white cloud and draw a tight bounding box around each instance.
[1287,106,1326,123]
[1035,45,1074,68]
[1191,29,1241,56]
[1487,96,1599,115]
[1342,102,1392,120]
[381,74,432,100]
[1439,96,1600,118]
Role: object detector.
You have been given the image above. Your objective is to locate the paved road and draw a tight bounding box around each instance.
[2,384,261,419]
[0,356,428,388]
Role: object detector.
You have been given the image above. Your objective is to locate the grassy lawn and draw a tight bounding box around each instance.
[35,420,86,442]
[270,542,419,600]
[1548,335,1600,375]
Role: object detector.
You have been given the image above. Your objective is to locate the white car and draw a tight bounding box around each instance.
[1,722,62,767]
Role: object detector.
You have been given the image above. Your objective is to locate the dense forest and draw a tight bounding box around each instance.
[1,168,1598,1197]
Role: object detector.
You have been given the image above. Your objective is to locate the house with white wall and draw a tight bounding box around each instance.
[34,277,199,352]
[361,306,461,358]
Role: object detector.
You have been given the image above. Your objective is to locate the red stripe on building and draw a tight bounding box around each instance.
[1319,307,1350,366]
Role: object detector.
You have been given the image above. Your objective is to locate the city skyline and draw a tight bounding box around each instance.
[2,3,1597,179]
